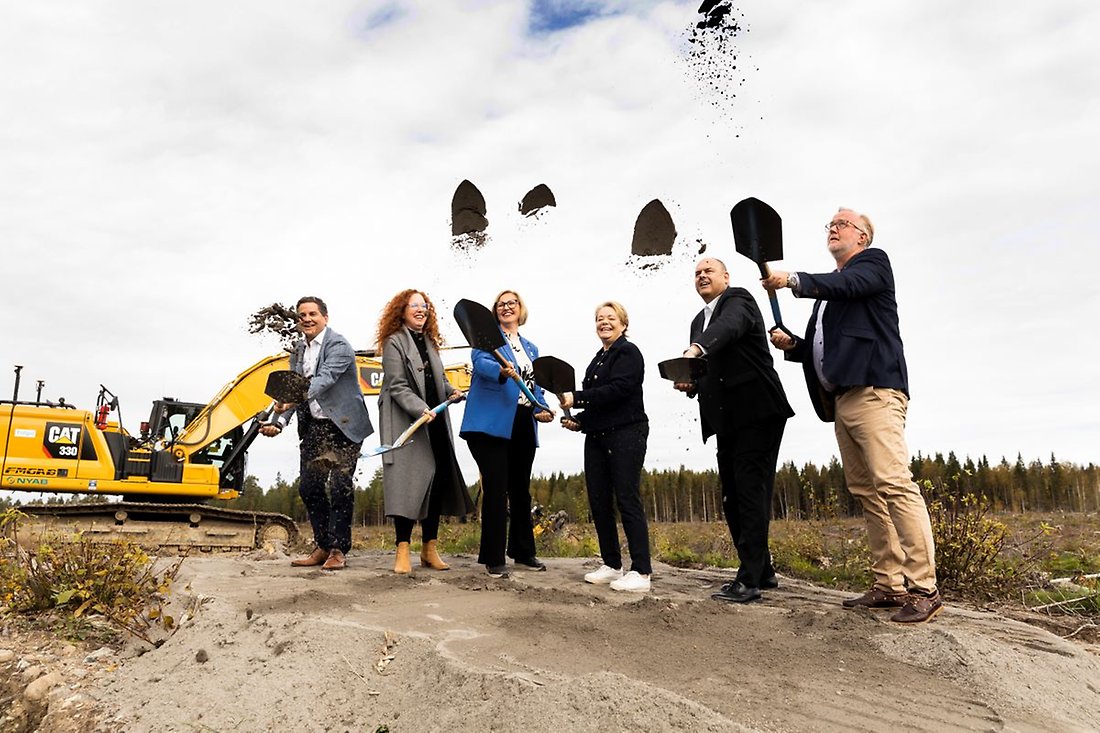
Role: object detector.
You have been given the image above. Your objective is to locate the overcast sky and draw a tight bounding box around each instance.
[3,0,1098,496]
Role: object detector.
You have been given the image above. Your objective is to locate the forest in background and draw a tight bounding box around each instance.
[192,451,1100,527]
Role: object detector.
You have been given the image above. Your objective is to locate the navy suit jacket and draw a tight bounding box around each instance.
[572,335,647,434]
[786,247,910,422]
[690,286,793,441]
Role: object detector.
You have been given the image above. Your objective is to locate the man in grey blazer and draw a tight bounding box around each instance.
[260,296,374,570]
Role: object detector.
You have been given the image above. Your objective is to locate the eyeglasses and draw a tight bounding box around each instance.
[406,303,431,312]
[825,219,867,235]
[495,299,519,310]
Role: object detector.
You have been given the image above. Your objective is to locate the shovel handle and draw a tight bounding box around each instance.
[758,262,796,340]
[491,348,552,413]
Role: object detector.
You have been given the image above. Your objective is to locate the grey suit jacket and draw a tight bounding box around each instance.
[282,327,374,444]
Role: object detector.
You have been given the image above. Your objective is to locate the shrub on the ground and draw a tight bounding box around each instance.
[0,508,185,643]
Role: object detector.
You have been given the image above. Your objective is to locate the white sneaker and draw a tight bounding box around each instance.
[584,565,623,584]
[610,570,651,593]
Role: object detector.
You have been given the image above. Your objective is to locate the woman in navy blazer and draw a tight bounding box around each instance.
[460,289,555,578]
[559,302,652,593]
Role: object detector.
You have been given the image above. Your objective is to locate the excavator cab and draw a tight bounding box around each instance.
[140,398,247,492]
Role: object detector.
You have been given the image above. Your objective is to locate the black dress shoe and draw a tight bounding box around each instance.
[514,557,547,571]
[760,574,779,590]
[712,581,762,603]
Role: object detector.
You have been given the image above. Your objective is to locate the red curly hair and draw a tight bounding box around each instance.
[375,289,444,352]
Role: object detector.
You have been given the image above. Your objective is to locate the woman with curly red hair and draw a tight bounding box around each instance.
[375,289,474,574]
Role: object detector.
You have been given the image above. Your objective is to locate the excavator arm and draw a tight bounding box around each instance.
[168,351,472,463]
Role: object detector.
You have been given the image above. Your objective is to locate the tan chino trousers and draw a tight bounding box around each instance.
[834,387,937,594]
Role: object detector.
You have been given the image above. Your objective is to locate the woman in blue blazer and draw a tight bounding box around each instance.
[460,289,555,578]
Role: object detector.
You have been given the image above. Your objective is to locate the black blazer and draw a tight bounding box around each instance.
[786,247,910,422]
[690,287,793,440]
[572,336,647,434]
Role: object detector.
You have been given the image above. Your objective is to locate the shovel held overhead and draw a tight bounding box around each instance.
[731,197,795,339]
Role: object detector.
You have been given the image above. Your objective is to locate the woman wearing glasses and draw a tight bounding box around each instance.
[460,289,555,578]
[376,289,473,574]
[558,302,652,592]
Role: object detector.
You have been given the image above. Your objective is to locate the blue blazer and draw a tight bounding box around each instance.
[459,330,545,446]
[786,247,910,422]
[282,327,375,443]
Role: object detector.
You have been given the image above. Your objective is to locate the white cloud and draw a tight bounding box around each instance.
[2,0,1098,500]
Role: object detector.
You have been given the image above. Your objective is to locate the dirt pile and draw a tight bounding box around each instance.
[74,554,1100,732]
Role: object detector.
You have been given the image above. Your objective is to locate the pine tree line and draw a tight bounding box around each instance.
[211,452,1100,526]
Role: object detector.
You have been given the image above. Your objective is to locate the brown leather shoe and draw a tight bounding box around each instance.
[891,591,943,624]
[321,548,346,570]
[842,587,908,609]
[290,547,329,567]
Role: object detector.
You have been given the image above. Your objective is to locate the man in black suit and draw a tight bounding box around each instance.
[676,257,793,603]
[764,208,941,624]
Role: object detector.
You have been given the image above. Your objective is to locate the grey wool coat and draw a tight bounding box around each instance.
[378,327,471,520]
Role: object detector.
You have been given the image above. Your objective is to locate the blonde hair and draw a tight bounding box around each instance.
[595,301,629,334]
[493,289,528,326]
[838,207,874,245]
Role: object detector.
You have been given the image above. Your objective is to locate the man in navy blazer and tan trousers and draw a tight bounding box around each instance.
[260,296,374,570]
[765,208,941,624]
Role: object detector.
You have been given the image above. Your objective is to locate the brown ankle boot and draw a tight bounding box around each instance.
[394,542,412,574]
[420,539,450,570]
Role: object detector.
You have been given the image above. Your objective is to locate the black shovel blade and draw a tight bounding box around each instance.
[265,370,310,403]
[657,357,707,383]
[453,299,506,352]
[533,356,576,394]
[731,197,783,265]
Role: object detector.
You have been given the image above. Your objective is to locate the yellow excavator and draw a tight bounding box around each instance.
[1,353,471,551]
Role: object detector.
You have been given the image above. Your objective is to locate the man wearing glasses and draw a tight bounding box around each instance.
[762,209,941,624]
[260,296,374,571]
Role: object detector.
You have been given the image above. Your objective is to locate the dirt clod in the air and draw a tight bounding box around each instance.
[684,0,749,126]
[451,179,489,251]
[248,303,300,350]
[631,199,677,257]
[519,184,556,216]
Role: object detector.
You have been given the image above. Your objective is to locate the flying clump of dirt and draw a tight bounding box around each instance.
[519,184,556,217]
[626,199,678,271]
[248,303,300,350]
[631,199,677,257]
[451,179,489,252]
[684,0,749,127]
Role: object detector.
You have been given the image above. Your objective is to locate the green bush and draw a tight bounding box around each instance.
[770,520,872,589]
[0,508,185,643]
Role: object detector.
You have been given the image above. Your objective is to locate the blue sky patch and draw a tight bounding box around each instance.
[529,0,606,35]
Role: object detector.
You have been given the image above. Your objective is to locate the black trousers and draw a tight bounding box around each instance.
[584,422,651,574]
[394,490,442,544]
[466,406,537,567]
[298,412,362,554]
[715,416,787,587]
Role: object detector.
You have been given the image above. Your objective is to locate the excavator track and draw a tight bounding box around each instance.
[12,502,299,554]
